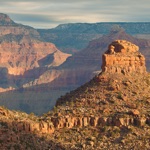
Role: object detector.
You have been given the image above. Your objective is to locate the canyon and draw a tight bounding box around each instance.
[0,13,72,114]
[1,13,150,115]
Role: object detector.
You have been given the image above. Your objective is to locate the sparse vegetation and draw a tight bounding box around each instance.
[117,91,123,99]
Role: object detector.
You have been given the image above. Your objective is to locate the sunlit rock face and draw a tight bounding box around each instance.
[101,40,146,74]
[0,41,70,75]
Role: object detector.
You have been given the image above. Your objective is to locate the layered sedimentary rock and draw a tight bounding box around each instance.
[0,13,71,93]
[0,41,70,75]
[101,40,146,74]
[0,106,149,136]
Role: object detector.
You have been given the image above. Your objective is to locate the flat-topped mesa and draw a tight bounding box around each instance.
[101,40,146,74]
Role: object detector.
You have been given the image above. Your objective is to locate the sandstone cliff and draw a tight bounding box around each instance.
[101,40,146,74]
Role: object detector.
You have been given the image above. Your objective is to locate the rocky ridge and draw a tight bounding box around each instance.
[38,22,150,53]
[0,13,40,39]
[0,13,16,26]
[0,106,65,150]
[0,40,150,149]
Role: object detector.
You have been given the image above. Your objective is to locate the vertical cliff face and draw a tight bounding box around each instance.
[101,40,146,74]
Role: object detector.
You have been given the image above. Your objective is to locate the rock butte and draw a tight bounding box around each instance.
[101,40,146,74]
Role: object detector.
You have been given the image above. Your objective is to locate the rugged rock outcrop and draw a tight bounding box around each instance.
[0,106,149,136]
[101,40,146,74]
[0,108,65,150]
